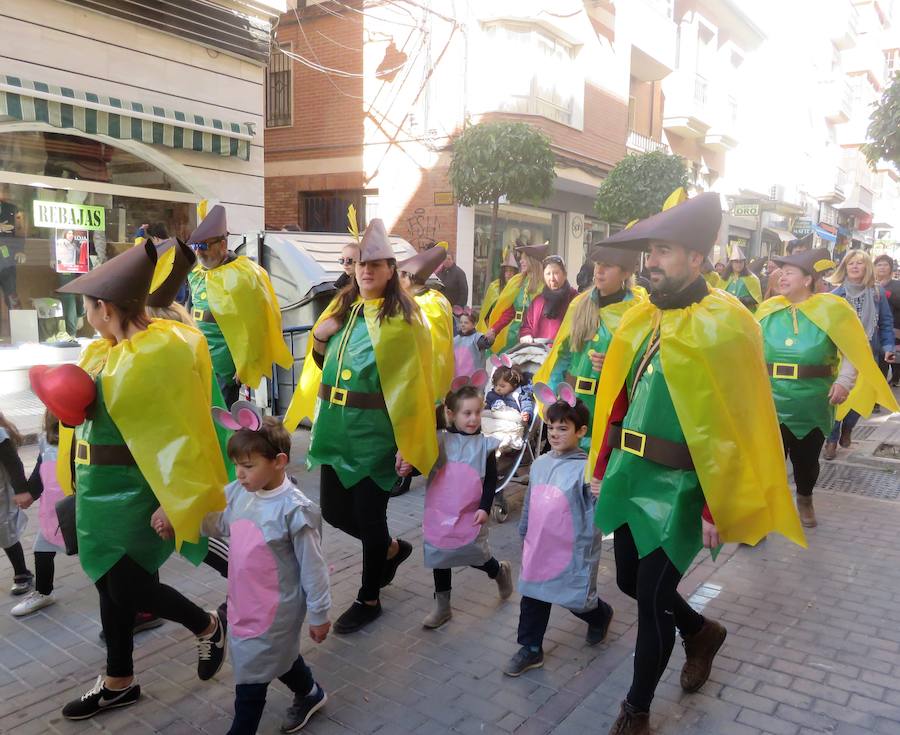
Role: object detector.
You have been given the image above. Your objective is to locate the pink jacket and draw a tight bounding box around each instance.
[519,287,577,342]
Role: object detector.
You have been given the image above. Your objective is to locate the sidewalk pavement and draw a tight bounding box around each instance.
[1,403,898,735]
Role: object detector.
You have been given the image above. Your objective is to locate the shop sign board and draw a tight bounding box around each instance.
[732,203,759,217]
[32,201,105,231]
[793,218,813,236]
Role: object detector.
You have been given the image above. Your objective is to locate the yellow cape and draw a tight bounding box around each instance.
[57,321,227,551]
[703,271,724,289]
[201,256,292,389]
[756,294,899,419]
[415,289,455,400]
[728,272,762,303]
[283,297,439,476]
[489,273,542,353]
[533,289,644,409]
[477,279,502,333]
[590,291,806,548]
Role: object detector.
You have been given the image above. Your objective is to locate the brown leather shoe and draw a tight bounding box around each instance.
[797,496,817,528]
[608,701,650,735]
[680,618,727,693]
[823,441,837,460]
[838,426,852,448]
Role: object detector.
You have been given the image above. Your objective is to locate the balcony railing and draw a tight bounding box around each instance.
[627,129,670,153]
[694,75,708,107]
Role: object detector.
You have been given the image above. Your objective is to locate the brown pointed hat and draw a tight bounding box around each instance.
[516,241,550,260]
[188,204,228,244]
[590,245,640,272]
[146,238,196,307]
[772,248,834,278]
[599,192,723,255]
[399,244,447,283]
[57,241,157,306]
[500,246,519,270]
[358,218,395,262]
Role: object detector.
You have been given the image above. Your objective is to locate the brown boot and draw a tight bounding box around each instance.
[608,701,650,735]
[797,495,817,528]
[823,441,837,460]
[838,426,852,448]
[680,618,727,693]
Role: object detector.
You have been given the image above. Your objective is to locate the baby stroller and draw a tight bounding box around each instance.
[482,340,551,522]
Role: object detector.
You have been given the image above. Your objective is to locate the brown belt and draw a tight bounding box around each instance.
[766,362,833,379]
[191,307,218,324]
[74,440,137,466]
[608,423,694,471]
[318,383,387,410]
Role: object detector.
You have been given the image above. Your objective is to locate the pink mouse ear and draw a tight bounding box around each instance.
[211,407,242,431]
[532,382,558,406]
[557,382,576,407]
[450,375,470,392]
[469,369,488,388]
[452,305,464,316]
[490,355,502,367]
[231,400,263,431]
[501,354,512,368]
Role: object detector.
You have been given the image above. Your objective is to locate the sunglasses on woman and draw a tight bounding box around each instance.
[338,257,356,265]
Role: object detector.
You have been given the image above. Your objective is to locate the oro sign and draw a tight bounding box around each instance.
[32,201,105,231]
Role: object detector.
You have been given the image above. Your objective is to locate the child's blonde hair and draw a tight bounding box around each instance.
[147,302,196,327]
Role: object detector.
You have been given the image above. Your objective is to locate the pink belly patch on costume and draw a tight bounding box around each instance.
[424,462,482,549]
[227,519,279,638]
[520,484,574,582]
[38,461,65,548]
[454,346,476,377]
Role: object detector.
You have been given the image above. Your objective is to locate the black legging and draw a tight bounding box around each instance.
[97,555,210,677]
[614,525,704,713]
[3,542,29,577]
[433,559,500,592]
[319,465,391,602]
[35,550,55,595]
[780,425,826,497]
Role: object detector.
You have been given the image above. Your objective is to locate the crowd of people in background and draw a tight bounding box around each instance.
[0,195,898,735]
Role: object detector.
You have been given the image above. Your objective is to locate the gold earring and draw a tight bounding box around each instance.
[103,315,110,322]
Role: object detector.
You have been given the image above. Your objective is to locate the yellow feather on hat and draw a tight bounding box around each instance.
[347,204,360,243]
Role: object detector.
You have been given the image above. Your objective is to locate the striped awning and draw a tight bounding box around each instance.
[0,75,253,160]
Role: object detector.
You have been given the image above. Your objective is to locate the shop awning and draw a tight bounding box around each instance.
[763,227,796,243]
[0,75,253,160]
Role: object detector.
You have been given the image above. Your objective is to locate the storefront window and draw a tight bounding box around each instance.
[471,205,562,306]
[0,131,197,344]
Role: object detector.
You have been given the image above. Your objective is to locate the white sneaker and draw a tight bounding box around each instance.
[11,591,55,617]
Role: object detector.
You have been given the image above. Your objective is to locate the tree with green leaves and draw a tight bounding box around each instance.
[449,120,556,281]
[863,73,900,168]
[594,150,689,224]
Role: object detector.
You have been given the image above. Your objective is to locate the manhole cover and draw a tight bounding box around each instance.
[853,425,877,440]
[817,463,900,500]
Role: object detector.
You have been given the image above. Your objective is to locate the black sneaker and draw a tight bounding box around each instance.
[62,675,141,720]
[281,684,328,732]
[196,610,227,681]
[389,475,412,497]
[10,573,33,596]
[503,646,544,677]
[333,600,382,634]
[586,601,615,646]
[381,539,412,587]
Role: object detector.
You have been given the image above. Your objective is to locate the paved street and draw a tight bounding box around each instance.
[1,407,899,735]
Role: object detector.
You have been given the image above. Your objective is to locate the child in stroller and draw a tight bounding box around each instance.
[485,358,534,425]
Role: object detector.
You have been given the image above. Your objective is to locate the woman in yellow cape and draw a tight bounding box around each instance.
[33,242,229,720]
[487,242,547,354]
[722,244,762,310]
[476,246,520,332]
[399,245,455,401]
[534,245,643,451]
[756,249,899,525]
[284,219,437,634]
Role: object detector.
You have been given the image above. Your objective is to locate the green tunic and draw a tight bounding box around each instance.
[725,275,757,309]
[188,267,236,381]
[549,293,635,452]
[595,338,705,573]
[498,287,532,354]
[75,380,175,582]
[307,303,398,491]
[761,308,838,438]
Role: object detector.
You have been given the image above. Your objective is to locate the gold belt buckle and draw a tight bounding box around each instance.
[74,440,91,465]
[514,310,524,322]
[773,362,798,379]
[192,307,204,322]
[620,429,646,457]
[575,376,597,395]
[330,386,348,406]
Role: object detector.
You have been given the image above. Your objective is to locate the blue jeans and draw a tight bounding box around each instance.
[228,656,315,735]
[828,410,860,443]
